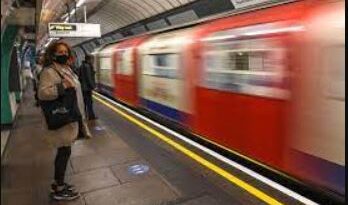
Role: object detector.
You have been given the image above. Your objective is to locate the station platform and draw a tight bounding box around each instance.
[1,89,307,205]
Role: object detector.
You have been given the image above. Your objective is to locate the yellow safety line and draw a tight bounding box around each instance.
[93,95,284,205]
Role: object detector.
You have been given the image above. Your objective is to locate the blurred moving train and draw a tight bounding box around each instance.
[88,0,345,198]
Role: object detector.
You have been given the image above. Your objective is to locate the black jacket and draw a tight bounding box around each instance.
[78,61,96,91]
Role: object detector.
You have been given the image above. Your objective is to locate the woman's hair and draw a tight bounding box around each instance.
[43,41,72,67]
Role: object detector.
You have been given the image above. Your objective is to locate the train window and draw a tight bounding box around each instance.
[223,52,250,71]
[117,49,133,75]
[154,54,169,67]
[203,38,288,99]
[143,54,180,79]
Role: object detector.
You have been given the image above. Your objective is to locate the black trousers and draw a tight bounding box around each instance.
[54,146,71,185]
[83,90,96,119]
[32,79,39,105]
[77,119,85,139]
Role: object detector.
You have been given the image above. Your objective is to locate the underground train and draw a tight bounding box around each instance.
[89,0,345,199]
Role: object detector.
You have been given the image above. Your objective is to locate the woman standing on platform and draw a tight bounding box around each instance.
[38,41,89,201]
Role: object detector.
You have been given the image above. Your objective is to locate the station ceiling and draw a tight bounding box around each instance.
[36,0,197,48]
[2,0,285,52]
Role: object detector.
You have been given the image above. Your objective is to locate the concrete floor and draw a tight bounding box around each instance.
[1,89,302,205]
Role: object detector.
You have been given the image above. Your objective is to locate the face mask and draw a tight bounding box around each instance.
[54,54,69,65]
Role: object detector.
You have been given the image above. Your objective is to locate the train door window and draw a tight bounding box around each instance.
[203,38,287,98]
[99,57,113,87]
[117,49,133,75]
[100,57,112,70]
[143,53,180,79]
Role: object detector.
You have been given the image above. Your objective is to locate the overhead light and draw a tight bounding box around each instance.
[76,0,87,7]
[70,9,76,16]
[60,4,78,20]
[61,13,69,19]
[62,8,76,22]
[44,41,51,48]
[44,38,59,48]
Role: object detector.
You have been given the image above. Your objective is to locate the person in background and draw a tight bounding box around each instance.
[38,41,84,201]
[67,55,92,139]
[78,55,97,120]
[33,56,44,106]
[68,55,79,75]
[23,61,34,89]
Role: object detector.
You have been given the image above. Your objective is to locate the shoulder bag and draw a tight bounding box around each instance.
[40,67,81,130]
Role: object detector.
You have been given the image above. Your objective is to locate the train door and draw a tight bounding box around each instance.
[287,0,345,195]
[138,29,194,123]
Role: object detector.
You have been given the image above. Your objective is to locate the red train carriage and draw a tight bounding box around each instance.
[92,0,344,197]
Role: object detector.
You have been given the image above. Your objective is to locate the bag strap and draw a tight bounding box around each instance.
[50,64,77,84]
[51,65,75,81]
[51,67,64,79]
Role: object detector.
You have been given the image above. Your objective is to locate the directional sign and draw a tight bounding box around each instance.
[49,24,77,32]
[48,23,101,38]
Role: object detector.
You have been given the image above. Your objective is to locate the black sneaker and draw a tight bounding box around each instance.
[77,131,86,139]
[51,183,75,193]
[51,187,80,201]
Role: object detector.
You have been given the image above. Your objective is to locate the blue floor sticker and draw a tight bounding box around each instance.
[128,164,150,175]
[94,126,105,131]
